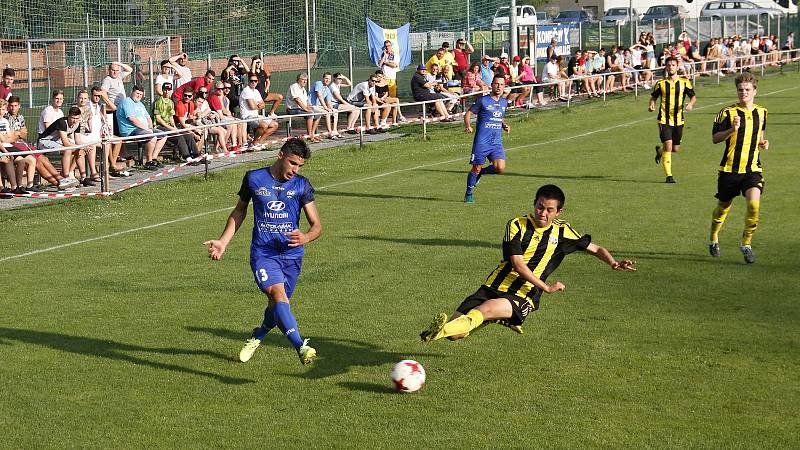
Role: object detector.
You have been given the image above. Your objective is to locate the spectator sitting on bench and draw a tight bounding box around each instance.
[72,89,100,185]
[285,73,325,141]
[153,82,200,161]
[209,81,247,150]
[4,96,39,192]
[328,73,360,133]
[240,74,279,145]
[346,74,382,133]
[410,64,452,122]
[37,106,84,187]
[117,85,168,170]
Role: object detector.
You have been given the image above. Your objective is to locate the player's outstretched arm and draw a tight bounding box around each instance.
[204,199,248,260]
[287,201,323,248]
[510,255,565,293]
[583,243,636,271]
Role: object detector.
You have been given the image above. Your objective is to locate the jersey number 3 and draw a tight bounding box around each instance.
[258,269,269,282]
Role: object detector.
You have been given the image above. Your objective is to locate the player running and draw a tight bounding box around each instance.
[649,56,696,183]
[463,74,509,204]
[204,138,322,365]
[420,184,636,343]
[708,72,768,264]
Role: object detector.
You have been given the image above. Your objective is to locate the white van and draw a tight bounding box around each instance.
[492,5,541,29]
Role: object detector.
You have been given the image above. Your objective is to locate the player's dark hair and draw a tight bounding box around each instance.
[281,137,311,159]
[492,74,505,84]
[2,68,15,77]
[8,95,20,104]
[160,59,169,68]
[68,106,82,117]
[665,56,678,65]
[535,184,565,209]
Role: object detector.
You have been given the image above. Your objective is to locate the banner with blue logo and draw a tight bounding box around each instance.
[366,18,413,71]
[535,24,574,61]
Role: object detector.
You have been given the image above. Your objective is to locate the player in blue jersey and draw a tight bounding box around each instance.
[463,74,510,204]
[204,138,323,365]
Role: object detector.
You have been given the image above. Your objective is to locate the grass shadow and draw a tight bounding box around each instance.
[346,235,497,250]
[284,336,441,382]
[185,327,440,387]
[618,249,743,264]
[0,327,253,385]
[337,381,397,394]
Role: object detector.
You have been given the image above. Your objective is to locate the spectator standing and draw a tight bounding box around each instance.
[222,55,250,114]
[171,53,192,90]
[0,68,15,101]
[378,40,400,98]
[250,56,283,118]
[452,38,474,80]
[154,60,173,97]
[173,70,215,102]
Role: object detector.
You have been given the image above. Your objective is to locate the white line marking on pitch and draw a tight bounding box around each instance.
[3,85,796,263]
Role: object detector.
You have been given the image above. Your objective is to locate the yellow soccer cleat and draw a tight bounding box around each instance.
[490,319,524,334]
[419,313,448,342]
[239,337,262,363]
[298,338,317,365]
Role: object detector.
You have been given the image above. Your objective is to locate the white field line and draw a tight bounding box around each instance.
[2,85,796,263]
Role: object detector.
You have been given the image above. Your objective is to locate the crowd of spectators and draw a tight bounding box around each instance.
[0,30,796,196]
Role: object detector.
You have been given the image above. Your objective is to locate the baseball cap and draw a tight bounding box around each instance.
[417,64,426,71]
[512,55,521,62]
[442,42,450,48]
[162,82,172,90]
[500,52,508,58]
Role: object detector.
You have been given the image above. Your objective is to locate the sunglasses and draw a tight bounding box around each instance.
[183,94,193,98]
[164,87,172,91]
[249,79,258,82]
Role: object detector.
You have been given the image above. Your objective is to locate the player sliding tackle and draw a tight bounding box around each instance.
[421,184,636,343]
[463,75,509,204]
[204,138,322,365]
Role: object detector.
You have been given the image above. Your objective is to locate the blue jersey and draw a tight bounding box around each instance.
[238,168,315,259]
[470,95,508,149]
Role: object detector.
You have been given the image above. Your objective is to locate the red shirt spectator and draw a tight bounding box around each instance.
[174,96,196,126]
[173,71,215,102]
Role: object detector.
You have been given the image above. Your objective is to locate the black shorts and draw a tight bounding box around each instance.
[658,124,683,145]
[715,171,764,202]
[456,285,535,326]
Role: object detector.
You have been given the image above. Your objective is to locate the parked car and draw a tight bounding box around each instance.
[492,5,539,29]
[640,5,690,23]
[603,7,641,25]
[700,0,785,19]
[551,9,595,25]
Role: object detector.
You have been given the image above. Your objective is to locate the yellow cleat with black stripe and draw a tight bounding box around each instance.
[419,313,448,342]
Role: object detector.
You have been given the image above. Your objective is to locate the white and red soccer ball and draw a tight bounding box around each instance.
[391,360,426,393]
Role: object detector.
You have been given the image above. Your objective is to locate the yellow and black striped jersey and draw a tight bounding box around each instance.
[483,215,591,306]
[651,77,696,126]
[712,103,767,174]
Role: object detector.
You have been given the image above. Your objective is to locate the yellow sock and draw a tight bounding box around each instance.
[441,309,484,339]
[741,199,760,246]
[710,203,732,242]
[662,151,672,177]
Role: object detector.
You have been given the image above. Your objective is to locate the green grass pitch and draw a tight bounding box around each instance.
[1,71,798,448]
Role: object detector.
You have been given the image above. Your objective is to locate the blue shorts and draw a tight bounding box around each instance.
[250,255,303,298]
[470,145,505,166]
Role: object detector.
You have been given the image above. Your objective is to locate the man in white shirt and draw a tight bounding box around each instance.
[285,73,326,142]
[378,40,399,97]
[239,75,279,145]
[346,76,381,134]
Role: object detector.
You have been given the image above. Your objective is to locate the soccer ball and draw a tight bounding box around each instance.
[391,360,426,393]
